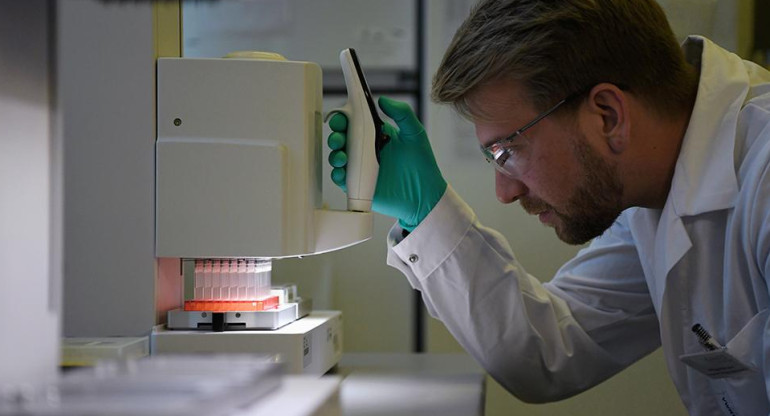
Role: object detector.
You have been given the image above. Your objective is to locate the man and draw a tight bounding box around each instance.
[327,0,770,413]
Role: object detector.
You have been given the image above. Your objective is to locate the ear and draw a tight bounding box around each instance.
[587,83,630,155]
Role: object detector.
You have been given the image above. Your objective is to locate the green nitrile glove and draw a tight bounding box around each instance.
[327,96,447,231]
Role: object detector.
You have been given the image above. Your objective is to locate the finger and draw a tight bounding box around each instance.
[381,123,399,144]
[331,167,346,188]
[328,113,348,132]
[328,150,348,168]
[328,131,346,150]
[378,96,424,136]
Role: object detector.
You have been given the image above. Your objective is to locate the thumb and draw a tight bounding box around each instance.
[378,96,423,136]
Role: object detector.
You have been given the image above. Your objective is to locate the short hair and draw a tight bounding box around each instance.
[431,0,697,120]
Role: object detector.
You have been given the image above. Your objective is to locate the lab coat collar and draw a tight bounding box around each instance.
[668,36,745,217]
[630,37,748,296]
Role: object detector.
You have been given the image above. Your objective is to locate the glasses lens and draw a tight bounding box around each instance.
[480,145,495,164]
[495,154,517,177]
[481,141,519,178]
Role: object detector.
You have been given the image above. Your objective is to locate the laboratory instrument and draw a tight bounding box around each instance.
[152,50,377,375]
[326,48,388,212]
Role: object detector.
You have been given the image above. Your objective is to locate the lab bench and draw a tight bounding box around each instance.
[57,338,485,416]
[243,352,486,416]
[337,353,486,416]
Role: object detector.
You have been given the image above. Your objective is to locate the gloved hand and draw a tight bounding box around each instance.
[327,96,447,232]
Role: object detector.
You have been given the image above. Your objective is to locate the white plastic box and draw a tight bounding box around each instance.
[152,311,342,375]
[61,337,149,367]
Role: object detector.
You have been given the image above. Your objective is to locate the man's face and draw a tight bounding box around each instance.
[471,80,624,245]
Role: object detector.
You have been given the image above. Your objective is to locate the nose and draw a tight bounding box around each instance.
[495,170,527,203]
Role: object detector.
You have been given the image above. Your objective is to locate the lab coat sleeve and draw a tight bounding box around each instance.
[386,186,660,403]
[757,188,770,416]
[749,134,770,410]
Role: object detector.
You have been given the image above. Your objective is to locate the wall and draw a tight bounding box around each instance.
[0,0,61,385]
[658,0,754,57]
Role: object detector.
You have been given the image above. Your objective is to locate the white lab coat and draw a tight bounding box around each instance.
[387,36,770,415]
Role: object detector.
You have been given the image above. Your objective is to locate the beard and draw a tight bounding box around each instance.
[520,135,624,245]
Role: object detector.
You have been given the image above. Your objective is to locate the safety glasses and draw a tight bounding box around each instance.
[480,87,592,177]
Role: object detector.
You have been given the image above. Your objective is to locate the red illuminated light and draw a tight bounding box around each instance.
[183,296,280,312]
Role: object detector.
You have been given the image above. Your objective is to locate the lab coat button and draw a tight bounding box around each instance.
[408,254,419,263]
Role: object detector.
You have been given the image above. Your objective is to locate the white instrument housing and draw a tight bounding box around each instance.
[156,56,373,258]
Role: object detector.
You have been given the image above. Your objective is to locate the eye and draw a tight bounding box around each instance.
[503,138,524,152]
[504,132,532,156]
[495,149,511,166]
